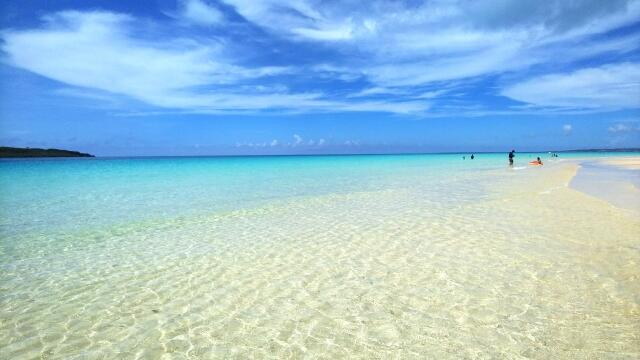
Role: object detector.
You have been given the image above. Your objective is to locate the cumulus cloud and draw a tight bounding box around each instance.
[563,124,573,133]
[501,63,640,109]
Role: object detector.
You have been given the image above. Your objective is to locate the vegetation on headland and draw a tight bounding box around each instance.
[0,146,94,158]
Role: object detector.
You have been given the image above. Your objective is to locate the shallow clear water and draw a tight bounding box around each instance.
[0,153,514,236]
[1,152,639,358]
[2,152,633,235]
[570,158,640,212]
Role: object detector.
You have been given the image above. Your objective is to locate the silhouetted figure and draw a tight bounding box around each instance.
[508,150,515,166]
[471,154,475,160]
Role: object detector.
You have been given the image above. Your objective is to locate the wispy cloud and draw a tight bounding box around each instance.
[292,24,353,41]
[1,11,281,106]
[2,1,639,116]
[223,0,640,90]
[501,63,640,109]
[347,87,408,98]
[0,10,428,114]
[177,0,224,26]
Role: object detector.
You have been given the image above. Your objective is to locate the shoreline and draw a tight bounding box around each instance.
[569,156,640,213]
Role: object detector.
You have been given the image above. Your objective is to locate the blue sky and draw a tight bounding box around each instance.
[0,0,639,156]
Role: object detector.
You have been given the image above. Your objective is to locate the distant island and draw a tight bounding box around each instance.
[0,146,94,158]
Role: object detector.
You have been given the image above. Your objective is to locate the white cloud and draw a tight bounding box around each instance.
[270,139,279,146]
[179,0,224,26]
[3,1,640,116]
[609,123,632,132]
[1,12,274,105]
[365,42,535,87]
[221,0,345,40]
[608,122,639,133]
[53,87,123,104]
[281,135,331,147]
[0,11,428,115]
[292,24,353,41]
[563,124,572,132]
[501,63,640,109]
[413,89,450,99]
[347,87,407,98]
[222,0,640,90]
[311,64,362,82]
[336,100,430,114]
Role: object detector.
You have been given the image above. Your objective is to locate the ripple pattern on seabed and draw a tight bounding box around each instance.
[1,162,639,358]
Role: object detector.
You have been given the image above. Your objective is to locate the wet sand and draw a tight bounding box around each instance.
[570,157,640,213]
[601,157,640,170]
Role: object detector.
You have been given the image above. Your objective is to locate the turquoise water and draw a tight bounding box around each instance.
[0,153,486,237]
[1,151,639,358]
[1,151,634,238]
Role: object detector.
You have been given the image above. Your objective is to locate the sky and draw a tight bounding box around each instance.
[0,0,639,156]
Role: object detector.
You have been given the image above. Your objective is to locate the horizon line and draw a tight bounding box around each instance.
[3,146,639,160]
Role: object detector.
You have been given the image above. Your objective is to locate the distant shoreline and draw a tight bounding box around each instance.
[0,147,94,158]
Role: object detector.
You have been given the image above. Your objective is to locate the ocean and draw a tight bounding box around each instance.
[1,152,639,358]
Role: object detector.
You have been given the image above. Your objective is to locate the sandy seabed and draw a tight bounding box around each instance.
[602,157,640,170]
[1,159,639,359]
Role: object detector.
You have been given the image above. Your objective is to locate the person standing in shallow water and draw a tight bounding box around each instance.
[471,154,475,159]
[508,150,515,166]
